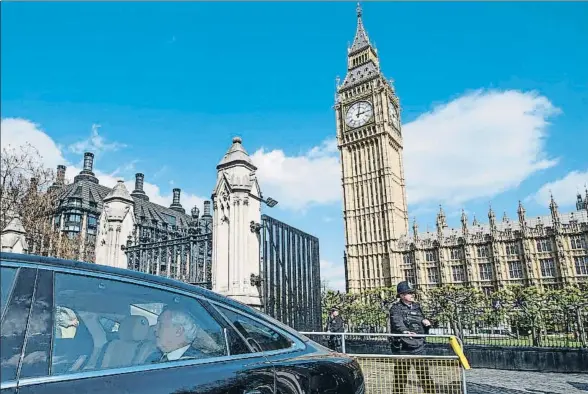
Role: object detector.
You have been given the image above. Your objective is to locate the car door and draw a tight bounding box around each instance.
[0,264,37,394]
[210,303,310,394]
[14,267,275,394]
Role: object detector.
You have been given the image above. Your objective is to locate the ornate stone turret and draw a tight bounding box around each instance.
[472,215,479,227]
[412,218,419,242]
[502,211,508,223]
[461,209,468,235]
[436,205,447,233]
[517,200,527,233]
[95,180,135,269]
[488,205,497,233]
[212,137,262,307]
[1,216,28,254]
[549,193,561,229]
[131,173,149,201]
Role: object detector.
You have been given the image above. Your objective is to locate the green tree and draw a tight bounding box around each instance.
[546,285,588,347]
[424,285,486,339]
[492,286,547,346]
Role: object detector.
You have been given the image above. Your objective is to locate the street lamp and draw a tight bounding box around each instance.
[248,193,279,208]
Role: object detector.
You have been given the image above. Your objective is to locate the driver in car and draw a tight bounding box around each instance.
[151,306,222,362]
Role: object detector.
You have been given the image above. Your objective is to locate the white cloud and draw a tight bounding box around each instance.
[528,170,588,207]
[320,259,346,292]
[1,118,66,169]
[251,89,560,211]
[68,124,127,155]
[404,89,559,206]
[251,144,341,211]
[1,117,207,212]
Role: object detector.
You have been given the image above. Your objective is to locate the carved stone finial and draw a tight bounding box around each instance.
[356,2,362,18]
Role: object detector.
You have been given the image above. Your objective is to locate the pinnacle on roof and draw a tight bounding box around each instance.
[2,216,26,235]
[349,2,372,54]
[104,180,133,203]
[217,136,257,170]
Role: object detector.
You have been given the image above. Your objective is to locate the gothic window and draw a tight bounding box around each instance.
[427,267,439,283]
[452,266,466,282]
[425,250,436,262]
[570,236,587,250]
[575,256,588,276]
[404,269,416,284]
[449,248,462,260]
[536,239,553,253]
[506,243,519,256]
[54,214,61,229]
[508,261,524,279]
[402,253,412,265]
[478,263,493,281]
[476,245,489,258]
[539,258,556,277]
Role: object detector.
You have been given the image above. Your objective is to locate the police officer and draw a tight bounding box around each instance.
[389,281,435,394]
[325,308,345,351]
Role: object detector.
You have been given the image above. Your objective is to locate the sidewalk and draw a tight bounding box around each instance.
[466,369,588,394]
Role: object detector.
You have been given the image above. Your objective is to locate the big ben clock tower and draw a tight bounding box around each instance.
[335,4,409,293]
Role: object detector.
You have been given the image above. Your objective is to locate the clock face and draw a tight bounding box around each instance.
[388,100,399,129]
[345,101,373,128]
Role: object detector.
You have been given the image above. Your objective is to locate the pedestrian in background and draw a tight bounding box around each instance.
[325,308,345,351]
[389,281,435,394]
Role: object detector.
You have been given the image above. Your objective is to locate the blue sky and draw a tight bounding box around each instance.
[2,2,587,291]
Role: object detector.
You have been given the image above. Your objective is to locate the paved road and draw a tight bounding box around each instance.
[466,369,588,394]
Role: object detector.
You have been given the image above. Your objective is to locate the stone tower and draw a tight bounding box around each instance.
[95,180,136,269]
[335,4,409,293]
[211,137,262,307]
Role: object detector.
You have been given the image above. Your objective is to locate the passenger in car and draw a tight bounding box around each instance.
[148,306,223,363]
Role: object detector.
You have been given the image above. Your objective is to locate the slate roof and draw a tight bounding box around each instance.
[56,179,196,230]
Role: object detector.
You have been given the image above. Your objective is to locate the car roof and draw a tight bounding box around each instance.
[0,252,252,316]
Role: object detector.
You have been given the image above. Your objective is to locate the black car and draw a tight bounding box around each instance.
[0,252,364,394]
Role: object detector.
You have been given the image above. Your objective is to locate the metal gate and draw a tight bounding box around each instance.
[257,214,322,332]
[124,233,213,288]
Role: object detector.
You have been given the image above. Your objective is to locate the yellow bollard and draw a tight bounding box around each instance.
[449,337,471,370]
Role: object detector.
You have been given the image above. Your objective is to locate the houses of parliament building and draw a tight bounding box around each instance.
[336,5,588,294]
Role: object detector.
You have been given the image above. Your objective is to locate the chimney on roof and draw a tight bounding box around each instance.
[203,200,212,217]
[170,188,185,214]
[82,152,95,174]
[56,165,66,185]
[74,152,99,184]
[131,173,149,201]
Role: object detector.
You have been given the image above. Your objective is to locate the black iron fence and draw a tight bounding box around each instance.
[124,233,212,288]
[258,214,322,332]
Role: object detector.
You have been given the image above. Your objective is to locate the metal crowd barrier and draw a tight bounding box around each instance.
[300,332,470,394]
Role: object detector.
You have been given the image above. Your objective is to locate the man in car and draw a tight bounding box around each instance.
[388,281,435,394]
[152,306,222,362]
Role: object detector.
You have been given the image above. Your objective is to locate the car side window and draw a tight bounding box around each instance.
[0,266,18,318]
[1,267,36,383]
[51,272,228,376]
[215,305,293,353]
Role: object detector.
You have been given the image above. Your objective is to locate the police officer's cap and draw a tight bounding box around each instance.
[397,281,415,295]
